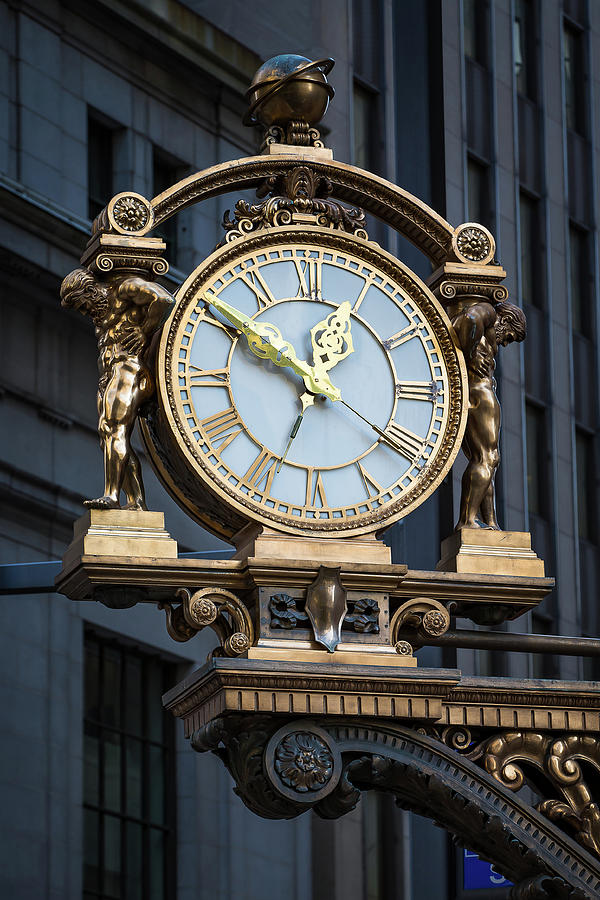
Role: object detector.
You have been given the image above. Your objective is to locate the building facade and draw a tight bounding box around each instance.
[0,1,599,898]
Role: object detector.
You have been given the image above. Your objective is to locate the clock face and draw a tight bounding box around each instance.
[149,226,467,538]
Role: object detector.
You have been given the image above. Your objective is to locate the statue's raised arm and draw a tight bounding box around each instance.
[60,267,174,510]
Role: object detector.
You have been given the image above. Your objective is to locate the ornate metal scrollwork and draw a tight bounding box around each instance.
[390,596,451,646]
[190,715,600,897]
[482,732,600,858]
[161,587,254,657]
[222,165,367,241]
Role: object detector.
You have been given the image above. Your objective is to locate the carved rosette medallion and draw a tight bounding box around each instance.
[422,609,448,636]
[395,640,414,656]
[106,191,154,235]
[451,222,496,266]
[274,732,334,792]
[189,597,218,626]
[265,723,342,803]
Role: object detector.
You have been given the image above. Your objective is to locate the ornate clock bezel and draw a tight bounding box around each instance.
[142,224,468,540]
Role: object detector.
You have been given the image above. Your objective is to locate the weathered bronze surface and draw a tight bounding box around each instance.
[438,528,545,576]
[243,54,335,148]
[61,232,173,510]
[163,659,600,896]
[450,296,526,529]
[304,566,347,652]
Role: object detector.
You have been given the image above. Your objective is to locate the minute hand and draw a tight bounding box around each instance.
[340,400,424,458]
[207,296,341,400]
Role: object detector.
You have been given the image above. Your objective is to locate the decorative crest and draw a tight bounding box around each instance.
[222,165,367,240]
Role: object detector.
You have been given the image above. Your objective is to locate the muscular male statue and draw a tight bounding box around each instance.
[451,299,527,530]
[60,268,174,510]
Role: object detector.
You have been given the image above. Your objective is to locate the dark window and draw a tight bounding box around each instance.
[514,0,537,99]
[353,81,379,172]
[463,0,488,65]
[353,0,383,87]
[563,23,587,135]
[520,192,543,308]
[569,223,592,335]
[88,113,115,221]
[576,429,595,542]
[83,633,176,900]
[153,149,186,263]
[467,156,492,229]
[526,403,548,518]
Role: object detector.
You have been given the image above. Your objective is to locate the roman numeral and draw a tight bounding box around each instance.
[239,268,276,310]
[188,365,229,388]
[294,256,322,300]
[357,462,383,498]
[200,407,243,454]
[383,322,422,351]
[243,447,279,493]
[197,302,238,337]
[352,276,373,312]
[305,468,328,508]
[395,380,440,401]
[383,422,425,460]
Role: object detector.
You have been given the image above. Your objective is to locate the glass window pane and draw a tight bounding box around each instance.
[570,225,591,334]
[464,0,487,65]
[125,656,143,736]
[514,0,536,98]
[149,745,165,824]
[103,814,122,898]
[84,727,99,806]
[149,828,165,900]
[520,194,533,306]
[102,647,122,728]
[576,431,594,541]
[85,640,100,721]
[88,114,114,221]
[564,25,586,134]
[353,82,375,172]
[126,737,143,819]
[526,404,542,516]
[103,730,121,813]
[467,157,491,229]
[145,664,164,743]
[83,808,100,892]
[126,823,143,900]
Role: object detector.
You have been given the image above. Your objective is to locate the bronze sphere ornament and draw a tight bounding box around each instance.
[243,54,335,147]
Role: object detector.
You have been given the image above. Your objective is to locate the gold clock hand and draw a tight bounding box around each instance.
[206,296,342,401]
[340,399,420,457]
[310,301,354,379]
[276,392,315,473]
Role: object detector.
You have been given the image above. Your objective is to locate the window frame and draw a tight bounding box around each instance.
[83,629,177,900]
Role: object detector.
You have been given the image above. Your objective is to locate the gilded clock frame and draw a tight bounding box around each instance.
[142,224,468,540]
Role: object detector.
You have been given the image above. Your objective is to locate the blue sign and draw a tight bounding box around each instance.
[463,849,513,890]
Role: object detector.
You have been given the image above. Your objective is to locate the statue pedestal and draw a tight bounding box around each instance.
[61,509,178,574]
[437,529,545,577]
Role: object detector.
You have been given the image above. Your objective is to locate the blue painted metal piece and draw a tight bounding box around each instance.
[463,849,513,890]
[0,549,234,595]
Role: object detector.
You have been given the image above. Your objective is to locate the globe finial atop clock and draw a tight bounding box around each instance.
[243,54,335,149]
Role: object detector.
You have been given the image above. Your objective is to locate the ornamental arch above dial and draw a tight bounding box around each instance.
[141,224,468,540]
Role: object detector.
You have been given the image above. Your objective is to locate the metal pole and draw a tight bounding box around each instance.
[396,628,600,657]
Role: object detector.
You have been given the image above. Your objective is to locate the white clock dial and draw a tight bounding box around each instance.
[149,227,467,538]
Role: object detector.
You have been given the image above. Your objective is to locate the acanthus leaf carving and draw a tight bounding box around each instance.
[222,165,368,242]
